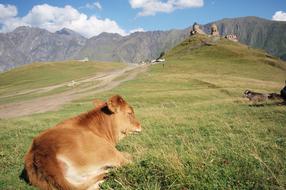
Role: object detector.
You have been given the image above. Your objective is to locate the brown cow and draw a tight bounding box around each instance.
[23,95,142,190]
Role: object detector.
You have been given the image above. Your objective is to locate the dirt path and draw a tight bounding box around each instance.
[0,68,125,99]
[0,64,148,119]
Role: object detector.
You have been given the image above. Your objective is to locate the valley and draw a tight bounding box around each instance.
[0,61,147,118]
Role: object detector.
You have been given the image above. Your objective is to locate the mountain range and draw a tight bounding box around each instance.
[0,16,285,72]
[203,17,286,59]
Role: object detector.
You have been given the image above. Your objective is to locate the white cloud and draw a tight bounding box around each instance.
[129,27,145,33]
[0,4,17,20]
[272,11,286,21]
[86,2,102,10]
[0,4,143,38]
[129,0,203,16]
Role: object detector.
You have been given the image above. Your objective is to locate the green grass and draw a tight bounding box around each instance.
[0,35,286,189]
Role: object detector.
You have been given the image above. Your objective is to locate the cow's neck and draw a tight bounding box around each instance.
[78,107,120,145]
[94,114,119,145]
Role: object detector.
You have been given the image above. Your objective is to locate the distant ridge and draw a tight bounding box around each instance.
[0,16,285,72]
[0,26,86,71]
[203,16,286,60]
[78,29,187,63]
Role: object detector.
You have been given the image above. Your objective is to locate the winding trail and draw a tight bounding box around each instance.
[0,64,148,119]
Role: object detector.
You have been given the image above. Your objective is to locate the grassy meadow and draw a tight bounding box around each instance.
[0,35,286,189]
[0,60,124,104]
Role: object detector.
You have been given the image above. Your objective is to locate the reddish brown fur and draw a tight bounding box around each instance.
[24,95,141,190]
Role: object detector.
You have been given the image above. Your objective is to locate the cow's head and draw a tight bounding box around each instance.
[105,95,141,139]
[243,90,251,97]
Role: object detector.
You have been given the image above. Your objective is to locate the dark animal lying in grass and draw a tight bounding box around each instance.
[268,93,282,100]
[243,90,269,105]
[280,80,286,101]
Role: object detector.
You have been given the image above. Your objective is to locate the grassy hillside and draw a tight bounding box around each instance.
[204,16,286,60]
[0,35,285,189]
[0,60,125,104]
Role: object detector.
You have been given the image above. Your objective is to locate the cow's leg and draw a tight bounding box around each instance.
[56,130,134,189]
[85,173,106,190]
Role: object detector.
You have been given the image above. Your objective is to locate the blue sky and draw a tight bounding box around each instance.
[0,0,285,38]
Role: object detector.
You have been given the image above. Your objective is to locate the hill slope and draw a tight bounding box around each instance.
[100,35,286,189]
[0,60,125,105]
[0,34,285,189]
[167,34,286,78]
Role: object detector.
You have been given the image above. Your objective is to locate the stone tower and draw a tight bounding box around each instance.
[211,24,219,36]
[190,22,205,36]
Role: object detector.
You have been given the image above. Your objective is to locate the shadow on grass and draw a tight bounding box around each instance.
[19,168,30,185]
[248,104,265,107]
[248,101,286,107]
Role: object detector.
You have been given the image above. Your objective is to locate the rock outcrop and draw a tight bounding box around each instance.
[225,34,238,42]
[210,24,220,36]
[190,23,205,35]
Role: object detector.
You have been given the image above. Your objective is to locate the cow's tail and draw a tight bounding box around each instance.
[23,143,77,190]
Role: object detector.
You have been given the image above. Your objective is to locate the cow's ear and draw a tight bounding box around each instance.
[107,95,124,113]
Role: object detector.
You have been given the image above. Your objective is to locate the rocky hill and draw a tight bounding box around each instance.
[203,16,286,59]
[0,26,86,71]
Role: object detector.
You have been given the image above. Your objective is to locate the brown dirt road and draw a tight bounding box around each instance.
[0,64,148,119]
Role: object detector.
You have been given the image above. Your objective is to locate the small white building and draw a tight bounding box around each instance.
[156,58,165,62]
[79,57,89,62]
[225,34,238,42]
[151,58,166,64]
